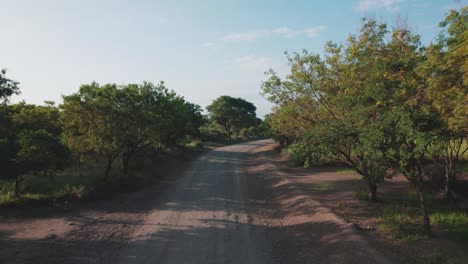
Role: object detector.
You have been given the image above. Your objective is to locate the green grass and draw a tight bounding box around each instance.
[308,182,336,191]
[336,168,356,174]
[431,212,468,242]
[377,208,426,240]
[376,190,468,242]
[0,169,95,207]
[457,160,468,173]
[0,155,126,207]
[355,185,369,200]
[0,191,48,205]
[0,147,203,209]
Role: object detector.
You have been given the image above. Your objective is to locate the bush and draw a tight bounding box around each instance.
[289,141,331,168]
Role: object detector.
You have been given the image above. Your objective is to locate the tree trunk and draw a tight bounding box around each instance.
[367,181,377,201]
[78,154,82,177]
[49,172,55,185]
[444,156,455,201]
[104,156,113,181]
[14,175,21,197]
[418,184,431,235]
[122,152,130,178]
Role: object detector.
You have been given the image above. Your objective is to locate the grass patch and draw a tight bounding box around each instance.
[0,192,49,206]
[431,212,468,242]
[355,185,369,200]
[0,147,203,211]
[377,207,426,240]
[457,160,468,174]
[336,168,356,174]
[376,189,468,242]
[308,182,336,191]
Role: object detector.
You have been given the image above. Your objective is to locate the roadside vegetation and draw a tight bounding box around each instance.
[262,6,467,240]
[0,71,265,208]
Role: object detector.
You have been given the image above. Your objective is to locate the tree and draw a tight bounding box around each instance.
[61,81,204,179]
[0,69,20,103]
[262,20,399,201]
[17,129,70,187]
[11,101,62,136]
[206,96,257,140]
[61,82,124,180]
[419,7,468,201]
[0,70,20,194]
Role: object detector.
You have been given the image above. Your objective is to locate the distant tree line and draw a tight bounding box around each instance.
[262,7,467,234]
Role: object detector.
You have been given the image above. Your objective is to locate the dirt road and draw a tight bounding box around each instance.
[0,139,391,264]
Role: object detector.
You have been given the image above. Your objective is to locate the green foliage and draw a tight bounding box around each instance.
[11,101,62,136]
[377,208,426,240]
[288,139,331,167]
[206,95,257,140]
[418,6,468,200]
[60,81,204,179]
[262,6,467,232]
[0,69,20,103]
[0,71,19,183]
[17,129,71,176]
[262,19,407,200]
[378,207,468,242]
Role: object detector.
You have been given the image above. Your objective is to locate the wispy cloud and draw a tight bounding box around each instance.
[221,26,326,42]
[224,55,289,76]
[355,0,406,12]
[223,32,262,41]
[273,26,326,38]
[303,26,327,38]
[226,55,273,71]
[202,42,215,47]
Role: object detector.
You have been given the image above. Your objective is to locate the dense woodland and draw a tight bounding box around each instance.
[262,7,467,234]
[0,73,264,204]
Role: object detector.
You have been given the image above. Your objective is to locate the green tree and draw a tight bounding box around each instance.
[61,82,124,180]
[61,81,204,179]
[419,6,468,201]
[0,70,20,194]
[0,69,20,103]
[17,129,71,187]
[11,101,62,136]
[206,96,257,140]
[262,20,399,201]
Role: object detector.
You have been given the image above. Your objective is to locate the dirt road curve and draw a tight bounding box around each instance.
[0,139,391,264]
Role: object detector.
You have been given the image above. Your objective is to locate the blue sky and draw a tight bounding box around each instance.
[1,0,465,117]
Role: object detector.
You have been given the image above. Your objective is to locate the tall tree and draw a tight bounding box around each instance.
[61,82,124,180]
[419,6,468,200]
[206,96,257,140]
[262,20,398,201]
[0,70,20,194]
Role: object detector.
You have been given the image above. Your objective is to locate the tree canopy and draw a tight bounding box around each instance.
[206,96,257,140]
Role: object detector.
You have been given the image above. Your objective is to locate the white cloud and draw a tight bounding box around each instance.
[355,0,406,12]
[203,26,326,48]
[223,32,263,41]
[224,55,289,76]
[303,26,327,38]
[228,55,272,71]
[202,42,215,47]
[222,26,326,42]
[273,27,296,37]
